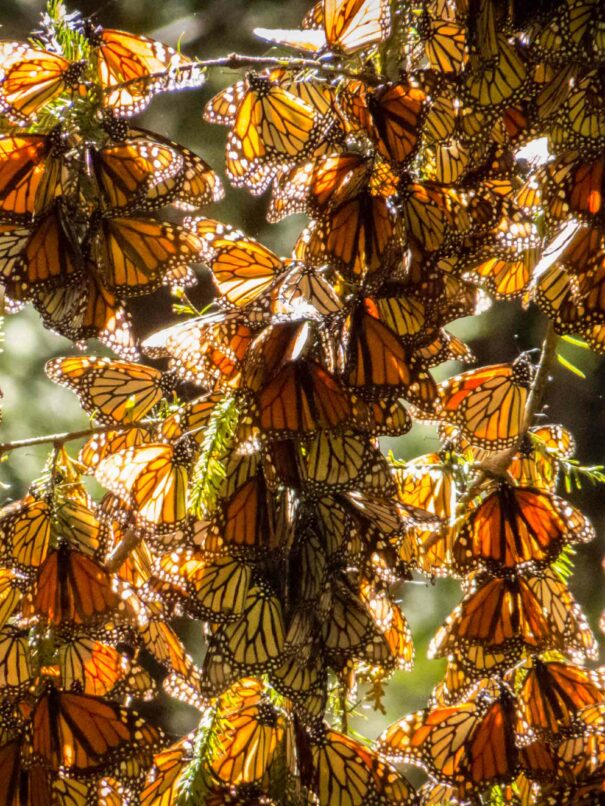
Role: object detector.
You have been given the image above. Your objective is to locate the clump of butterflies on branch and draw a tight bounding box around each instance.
[0,0,605,803]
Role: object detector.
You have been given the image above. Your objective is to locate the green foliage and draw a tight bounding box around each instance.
[175,709,221,805]
[188,395,240,517]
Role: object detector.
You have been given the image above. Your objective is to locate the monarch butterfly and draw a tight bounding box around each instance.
[90,138,185,213]
[85,22,203,115]
[343,299,438,405]
[536,153,605,224]
[433,355,534,449]
[346,487,412,535]
[256,360,368,435]
[462,215,540,300]
[428,656,483,710]
[365,397,412,436]
[517,659,604,742]
[527,570,597,662]
[210,684,292,786]
[50,777,125,806]
[159,395,223,444]
[187,217,285,307]
[203,581,285,691]
[416,12,468,73]
[360,581,414,670]
[321,577,392,665]
[0,42,86,123]
[415,329,476,370]
[271,651,327,720]
[96,441,193,531]
[463,35,528,109]
[210,470,283,556]
[254,0,391,55]
[46,355,172,425]
[0,494,51,571]
[223,73,330,194]
[554,729,605,785]
[144,312,253,386]
[291,156,404,279]
[538,256,605,331]
[311,725,416,805]
[101,122,225,210]
[269,152,377,222]
[0,131,66,223]
[0,204,81,302]
[431,138,471,185]
[31,686,163,776]
[529,0,594,62]
[378,686,518,794]
[32,264,137,359]
[50,496,104,557]
[541,777,605,806]
[558,69,605,150]
[90,214,202,296]
[508,424,575,491]
[157,551,252,621]
[338,80,426,167]
[299,195,405,281]
[285,527,327,609]
[0,738,39,806]
[453,483,594,572]
[375,294,436,352]
[428,574,552,671]
[532,264,576,334]
[0,627,32,697]
[270,263,343,318]
[400,181,470,252]
[79,426,154,472]
[355,290,426,344]
[141,735,193,806]
[203,78,250,126]
[24,543,121,626]
[139,619,202,691]
[242,319,319,390]
[58,634,154,700]
[394,453,457,522]
[421,91,457,143]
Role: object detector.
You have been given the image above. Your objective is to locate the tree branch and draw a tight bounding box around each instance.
[0,421,152,457]
[104,527,143,572]
[106,52,384,94]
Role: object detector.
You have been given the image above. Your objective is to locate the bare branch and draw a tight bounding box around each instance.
[104,527,143,572]
[0,421,153,458]
[106,52,384,94]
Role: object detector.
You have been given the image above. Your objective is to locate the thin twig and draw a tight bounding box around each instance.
[107,53,384,93]
[0,421,152,457]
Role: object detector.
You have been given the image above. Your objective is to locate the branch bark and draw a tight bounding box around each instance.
[107,52,383,94]
[0,421,151,457]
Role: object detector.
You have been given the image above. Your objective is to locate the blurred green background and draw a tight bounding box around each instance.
[1,0,605,760]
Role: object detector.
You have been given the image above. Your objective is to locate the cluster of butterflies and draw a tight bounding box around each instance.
[1,0,605,803]
[0,12,217,358]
